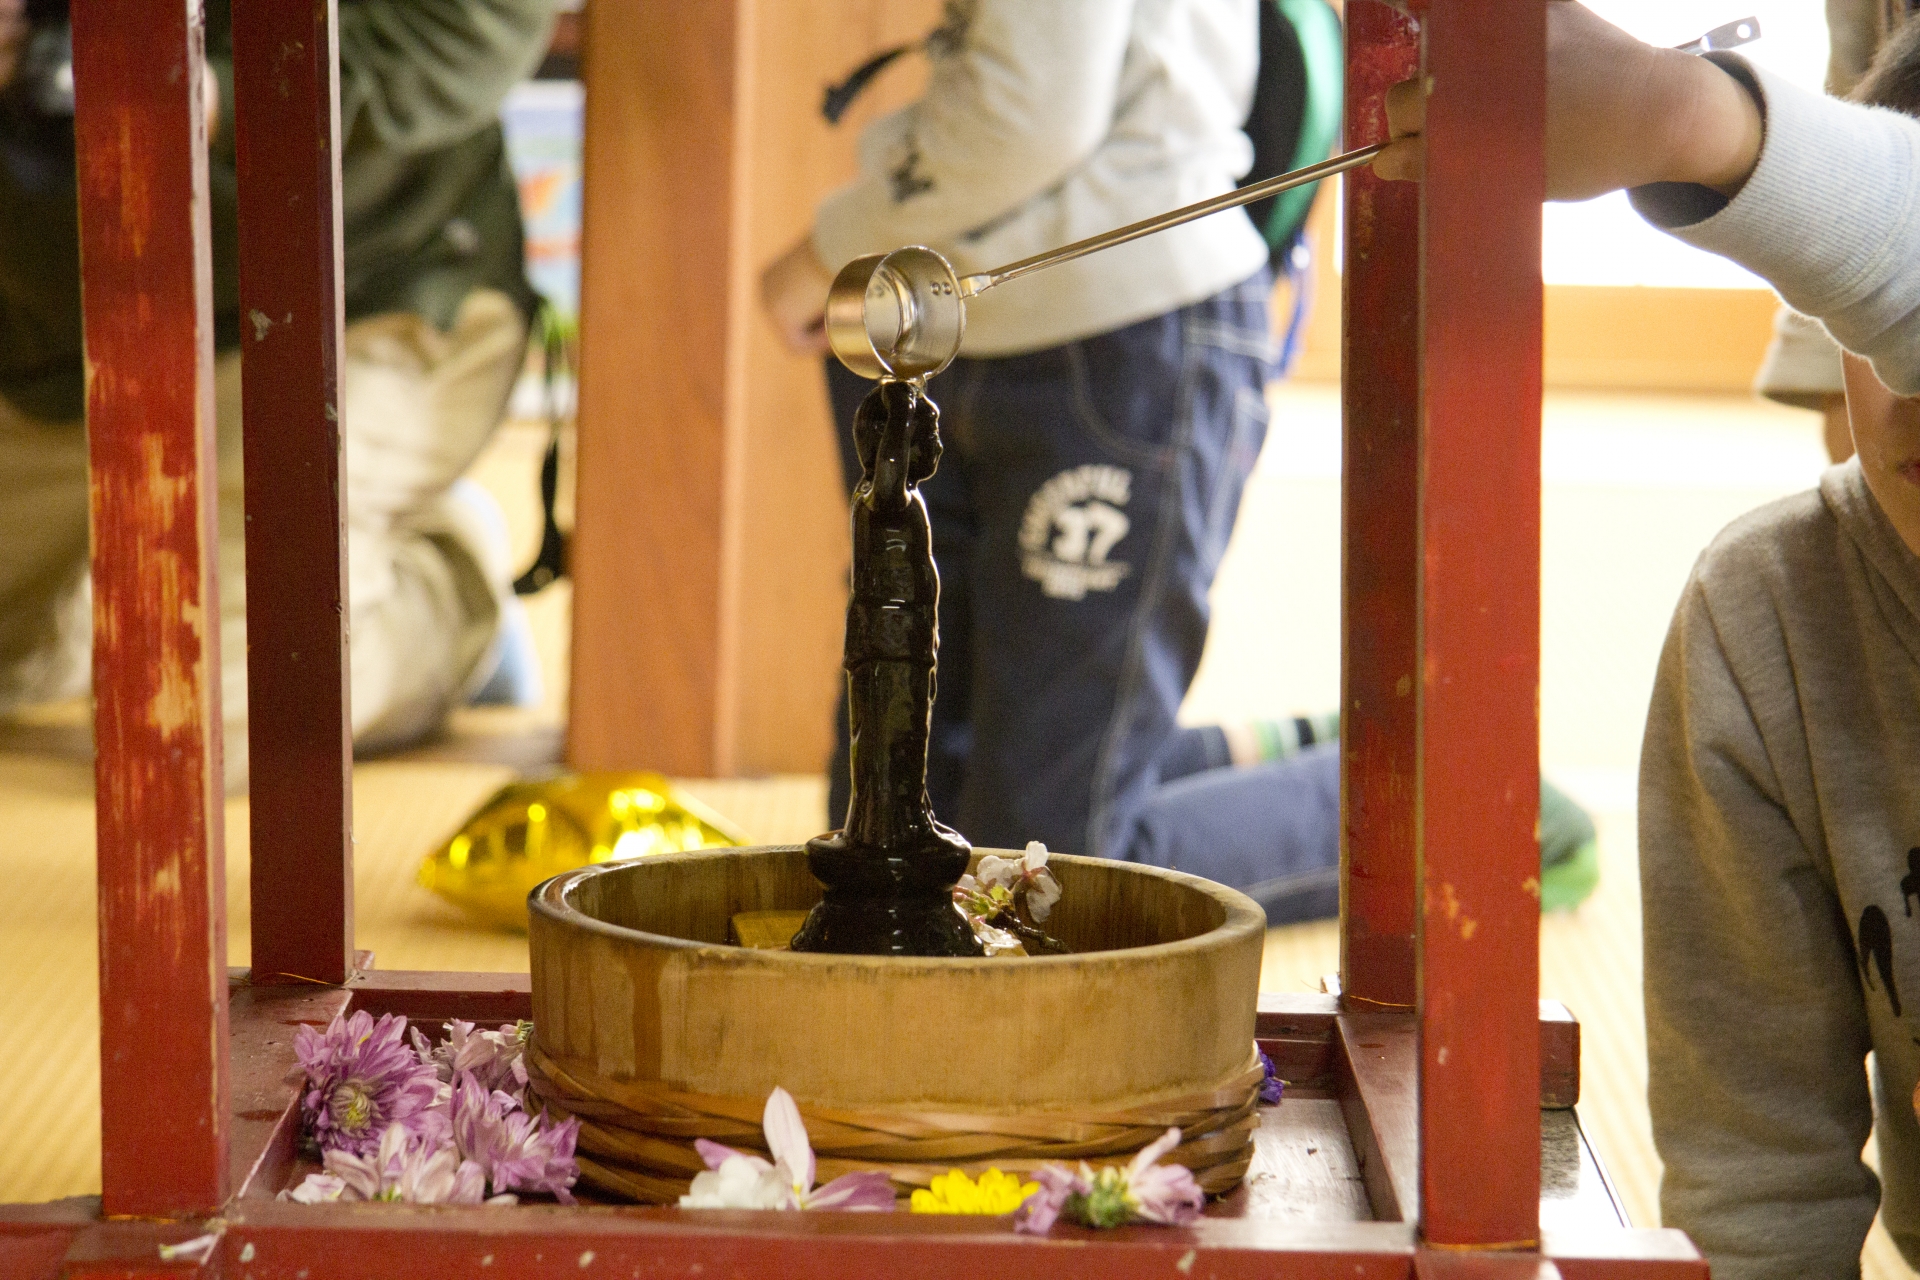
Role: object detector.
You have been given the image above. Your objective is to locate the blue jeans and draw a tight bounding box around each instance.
[825,270,1275,871]
[1134,743,1343,925]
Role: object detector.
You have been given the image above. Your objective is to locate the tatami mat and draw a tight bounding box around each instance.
[2,397,1912,1275]
[0,735,832,1205]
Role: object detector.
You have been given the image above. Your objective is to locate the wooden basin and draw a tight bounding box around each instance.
[527,844,1266,1202]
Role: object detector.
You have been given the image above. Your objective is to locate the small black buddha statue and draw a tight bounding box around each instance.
[790,379,982,957]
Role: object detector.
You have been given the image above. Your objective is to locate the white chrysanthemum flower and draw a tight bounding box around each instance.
[1021,841,1062,922]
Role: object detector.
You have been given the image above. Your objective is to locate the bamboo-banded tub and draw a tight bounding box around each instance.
[527,845,1266,1203]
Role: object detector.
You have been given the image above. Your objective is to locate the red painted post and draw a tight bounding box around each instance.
[71,0,231,1216]
[1415,0,1545,1246]
[231,0,356,985]
[1339,0,1422,1011]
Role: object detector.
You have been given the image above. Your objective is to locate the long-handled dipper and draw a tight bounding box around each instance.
[823,13,1762,382]
[824,143,1385,381]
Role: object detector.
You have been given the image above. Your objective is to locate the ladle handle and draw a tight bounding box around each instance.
[956,142,1387,299]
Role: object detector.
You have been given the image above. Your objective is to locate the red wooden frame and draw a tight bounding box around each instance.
[1340,0,1422,1014]
[1414,0,1546,1247]
[232,0,357,989]
[70,0,231,1221]
[2,1,1709,1276]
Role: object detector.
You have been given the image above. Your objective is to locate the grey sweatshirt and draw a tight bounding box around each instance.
[811,0,1269,357]
[1629,60,1920,1276]
[1641,461,1920,1278]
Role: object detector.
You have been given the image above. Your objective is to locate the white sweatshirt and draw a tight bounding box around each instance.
[811,0,1271,357]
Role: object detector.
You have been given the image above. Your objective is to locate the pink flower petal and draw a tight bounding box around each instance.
[762,1087,815,1193]
[1125,1126,1182,1182]
[694,1138,734,1170]
[157,1233,220,1264]
[281,1173,349,1204]
[1026,870,1062,922]
[1013,1164,1082,1235]
[806,1170,897,1211]
[694,1138,766,1172]
[1129,1163,1205,1225]
[976,854,1018,890]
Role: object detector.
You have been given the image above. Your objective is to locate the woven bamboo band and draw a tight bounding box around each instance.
[526,1042,1265,1205]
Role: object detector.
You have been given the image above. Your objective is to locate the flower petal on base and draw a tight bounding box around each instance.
[1129,1162,1205,1226]
[806,1170,897,1211]
[911,1168,1037,1215]
[695,1137,759,1172]
[681,1154,795,1209]
[1124,1127,1182,1183]
[281,1173,349,1204]
[1013,1163,1086,1235]
[156,1234,221,1264]
[762,1087,816,1198]
[1258,1045,1285,1105]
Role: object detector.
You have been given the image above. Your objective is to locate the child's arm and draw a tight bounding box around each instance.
[1373,2,1762,198]
[1640,577,1878,1278]
[1375,1,1920,399]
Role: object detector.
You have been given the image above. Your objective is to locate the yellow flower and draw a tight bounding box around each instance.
[909,1168,1039,1215]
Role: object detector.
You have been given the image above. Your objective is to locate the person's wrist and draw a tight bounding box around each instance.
[1662,55,1763,196]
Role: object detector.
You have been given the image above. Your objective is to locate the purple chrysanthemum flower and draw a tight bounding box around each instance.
[281,1122,503,1205]
[1122,1128,1205,1226]
[1013,1127,1204,1233]
[1012,1161,1084,1234]
[294,1011,443,1157]
[411,1019,532,1102]
[1257,1045,1285,1105]
[450,1071,581,1204]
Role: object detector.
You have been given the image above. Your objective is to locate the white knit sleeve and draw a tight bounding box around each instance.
[1630,58,1920,397]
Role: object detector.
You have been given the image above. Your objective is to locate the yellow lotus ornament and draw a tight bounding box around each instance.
[419,772,744,929]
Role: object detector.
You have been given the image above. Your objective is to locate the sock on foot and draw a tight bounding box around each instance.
[1210,716,1603,914]
[1537,777,1600,912]
[1222,711,1342,767]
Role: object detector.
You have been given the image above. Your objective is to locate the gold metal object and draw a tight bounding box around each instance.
[419,771,744,930]
[729,910,812,950]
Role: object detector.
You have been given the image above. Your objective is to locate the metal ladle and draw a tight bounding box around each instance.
[825,142,1385,381]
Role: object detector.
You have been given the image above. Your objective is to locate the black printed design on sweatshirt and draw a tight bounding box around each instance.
[890,138,935,204]
[1858,904,1903,1018]
[924,0,975,57]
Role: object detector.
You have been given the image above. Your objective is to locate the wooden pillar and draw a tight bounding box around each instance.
[569,0,749,776]
[569,0,936,777]
[1340,0,1422,1011]
[72,0,230,1216]
[1415,0,1545,1246]
[231,0,356,986]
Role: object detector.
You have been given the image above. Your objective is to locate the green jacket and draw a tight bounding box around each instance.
[0,0,556,424]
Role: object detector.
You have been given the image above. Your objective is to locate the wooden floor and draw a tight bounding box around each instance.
[1,391,1911,1275]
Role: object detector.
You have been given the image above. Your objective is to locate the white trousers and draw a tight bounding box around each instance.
[0,288,528,788]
